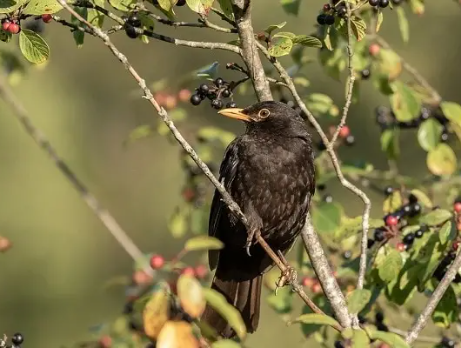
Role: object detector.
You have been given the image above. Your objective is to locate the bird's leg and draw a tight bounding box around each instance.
[245,226,260,257]
[275,250,297,295]
[244,209,263,257]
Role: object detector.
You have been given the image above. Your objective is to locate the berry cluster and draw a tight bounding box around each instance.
[1,18,21,34]
[190,78,236,110]
[0,333,24,348]
[367,189,423,252]
[124,12,143,39]
[317,2,348,26]
[433,246,461,283]
[375,105,451,142]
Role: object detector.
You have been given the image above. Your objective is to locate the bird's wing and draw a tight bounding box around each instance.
[208,139,240,270]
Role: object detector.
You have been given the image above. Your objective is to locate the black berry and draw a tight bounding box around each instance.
[221,89,231,98]
[441,337,455,348]
[324,15,335,25]
[441,131,449,142]
[384,186,393,196]
[324,194,333,203]
[336,5,347,17]
[367,238,375,248]
[415,229,424,238]
[379,0,389,8]
[403,233,415,245]
[190,94,202,106]
[128,13,142,27]
[226,101,237,108]
[214,77,224,87]
[11,333,24,345]
[345,134,355,146]
[334,341,345,348]
[361,69,371,79]
[199,83,209,94]
[374,228,385,242]
[376,322,389,332]
[369,0,379,5]
[375,312,384,323]
[408,194,418,204]
[211,99,223,110]
[176,0,186,5]
[317,14,327,25]
[124,25,138,39]
[409,203,421,217]
[317,184,326,191]
[343,250,352,259]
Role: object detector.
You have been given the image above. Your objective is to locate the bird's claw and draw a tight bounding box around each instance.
[245,228,260,257]
[275,266,297,295]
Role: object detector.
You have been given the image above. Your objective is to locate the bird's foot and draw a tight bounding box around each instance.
[244,227,261,257]
[275,250,297,295]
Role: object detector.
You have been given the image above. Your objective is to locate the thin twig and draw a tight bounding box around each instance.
[374,35,442,104]
[390,327,440,344]
[57,0,323,318]
[405,250,461,344]
[0,74,152,275]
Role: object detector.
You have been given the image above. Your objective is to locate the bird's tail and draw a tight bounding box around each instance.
[201,272,262,338]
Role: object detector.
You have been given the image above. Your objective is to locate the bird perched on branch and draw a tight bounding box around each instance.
[201,101,315,338]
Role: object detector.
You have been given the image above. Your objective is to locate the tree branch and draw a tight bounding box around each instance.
[57,0,325,320]
[231,0,272,101]
[0,74,152,275]
[405,250,461,344]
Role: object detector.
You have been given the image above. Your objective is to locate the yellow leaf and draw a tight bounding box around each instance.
[157,321,200,348]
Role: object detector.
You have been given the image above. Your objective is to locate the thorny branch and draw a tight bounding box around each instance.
[0,74,153,276]
[57,0,326,320]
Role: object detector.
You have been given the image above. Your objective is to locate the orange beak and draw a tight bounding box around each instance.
[218,108,251,122]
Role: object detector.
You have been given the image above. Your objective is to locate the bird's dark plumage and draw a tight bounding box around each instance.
[201,101,315,338]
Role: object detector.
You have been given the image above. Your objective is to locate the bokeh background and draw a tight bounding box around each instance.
[1,0,461,346]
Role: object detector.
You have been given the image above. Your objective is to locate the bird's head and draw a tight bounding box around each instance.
[218,101,309,137]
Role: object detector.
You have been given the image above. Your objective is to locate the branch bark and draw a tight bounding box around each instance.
[0,74,152,275]
[405,249,461,344]
[231,0,272,101]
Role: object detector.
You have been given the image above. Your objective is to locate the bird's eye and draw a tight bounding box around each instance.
[258,109,270,118]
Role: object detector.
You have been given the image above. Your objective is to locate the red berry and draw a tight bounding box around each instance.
[454,202,461,214]
[194,264,208,279]
[0,236,11,252]
[149,254,165,269]
[99,335,112,348]
[453,241,459,251]
[385,215,398,227]
[311,282,322,294]
[301,277,314,287]
[181,267,195,277]
[396,242,406,252]
[182,187,196,202]
[369,43,380,56]
[458,222,461,231]
[2,21,10,31]
[339,125,350,139]
[8,23,20,34]
[132,270,152,285]
[178,89,192,102]
[42,14,52,23]
[323,3,331,12]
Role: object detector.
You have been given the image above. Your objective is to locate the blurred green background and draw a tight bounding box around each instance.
[1,0,461,346]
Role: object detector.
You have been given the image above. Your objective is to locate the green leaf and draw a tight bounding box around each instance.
[311,202,343,235]
[168,209,187,238]
[125,125,154,144]
[438,221,453,245]
[143,286,170,340]
[343,328,370,348]
[383,191,402,214]
[426,144,457,176]
[367,329,410,348]
[177,274,206,319]
[376,49,402,80]
[375,10,383,32]
[216,0,233,20]
[380,129,400,160]
[108,0,136,11]
[280,0,301,15]
[264,22,286,35]
[195,61,219,79]
[305,93,334,116]
[292,35,322,48]
[158,0,174,12]
[87,0,105,28]
[71,6,86,47]
[22,0,62,14]
[395,7,409,43]
[203,288,247,340]
[350,16,367,41]
[335,216,384,240]
[433,285,458,327]
[184,236,224,252]
[18,29,50,64]
[268,37,293,57]
[186,0,213,14]
[212,341,241,348]
[390,81,421,122]
[0,0,27,14]
[289,313,340,328]
[441,101,461,127]
[417,118,442,151]
[378,249,403,282]
[409,189,433,208]
[347,289,371,314]
[420,209,452,226]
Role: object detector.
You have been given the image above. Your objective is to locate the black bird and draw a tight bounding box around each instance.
[201,101,315,338]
